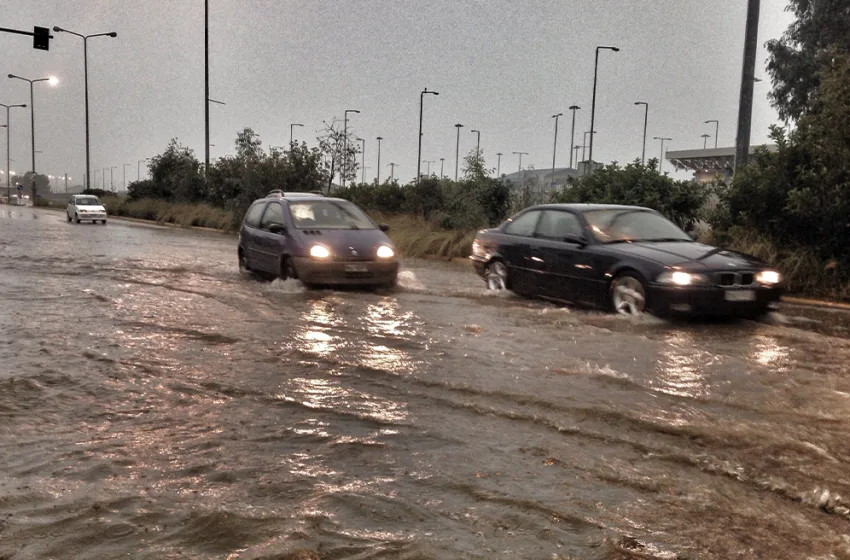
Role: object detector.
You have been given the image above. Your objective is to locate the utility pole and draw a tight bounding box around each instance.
[375,136,382,183]
[735,0,760,172]
[551,113,562,188]
[204,0,210,180]
[496,152,502,177]
[454,123,463,180]
[568,105,580,168]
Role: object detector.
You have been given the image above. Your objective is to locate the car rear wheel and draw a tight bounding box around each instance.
[238,251,250,274]
[485,260,508,291]
[611,272,647,316]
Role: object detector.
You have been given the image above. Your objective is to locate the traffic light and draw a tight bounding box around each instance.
[33,26,49,50]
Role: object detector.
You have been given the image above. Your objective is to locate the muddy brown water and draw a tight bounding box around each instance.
[2,207,850,559]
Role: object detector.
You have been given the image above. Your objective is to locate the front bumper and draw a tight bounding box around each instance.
[292,257,399,285]
[649,284,782,316]
[470,255,488,278]
[78,213,107,220]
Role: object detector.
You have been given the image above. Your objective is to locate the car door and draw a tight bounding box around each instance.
[240,202,267,269]
[499,210,543,294]
[532,210,586,300]
[254,201,288,273]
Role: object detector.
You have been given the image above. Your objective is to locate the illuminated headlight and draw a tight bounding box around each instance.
[376,245,395,259]
[309,245,331,259]
[656,271,709,286]
[756,270,781,285]
[471,240,486,257]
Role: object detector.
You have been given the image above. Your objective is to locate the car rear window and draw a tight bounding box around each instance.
[244,202,266,228]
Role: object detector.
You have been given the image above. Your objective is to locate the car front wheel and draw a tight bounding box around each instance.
[74,213,81,224]
[67,213,72,223]
[485,260,508,291]
[611,272,647,316]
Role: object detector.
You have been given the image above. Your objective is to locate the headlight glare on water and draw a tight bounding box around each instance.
[756,270,781,285]
[376,245,395,259]
[657,270,709,286]
[309,245,331,259]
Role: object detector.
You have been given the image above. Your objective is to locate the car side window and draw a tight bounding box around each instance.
[503,210,541,237]
[244,202,266,228]
[535,211,583,240]
[260,202,285,230]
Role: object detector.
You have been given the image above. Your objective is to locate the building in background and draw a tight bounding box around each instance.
[666,145,777,184]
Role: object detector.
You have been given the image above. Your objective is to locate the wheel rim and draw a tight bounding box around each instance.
[612,276,646,315]
[486,261,508,290]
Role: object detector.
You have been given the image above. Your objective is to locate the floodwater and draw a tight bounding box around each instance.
[1,206,850,559]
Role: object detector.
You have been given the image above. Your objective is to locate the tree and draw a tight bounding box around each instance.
[135,139,204,202]
[235,127,263,160]
[317,118,360,192]
[766,0,850,121]
[553,159,708,231]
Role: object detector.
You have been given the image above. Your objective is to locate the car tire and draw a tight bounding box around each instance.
[101,220,107,225]
[75,213,81,224]
[485,260,509,291]
[67,213,72,223]
[279,256,297,281]
[238,251,250,274]
[610,271,648,316]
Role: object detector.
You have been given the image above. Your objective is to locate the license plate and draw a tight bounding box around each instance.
[344,263,369,273]
[725,290,756,302]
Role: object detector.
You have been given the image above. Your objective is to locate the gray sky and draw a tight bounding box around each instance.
[3,0,794,188]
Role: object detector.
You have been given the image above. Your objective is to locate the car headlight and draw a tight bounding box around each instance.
[471,240,485,257]
[756,270,781,285]
[376,245,395,259]
[309,245,331,259]
[656,270,710,286]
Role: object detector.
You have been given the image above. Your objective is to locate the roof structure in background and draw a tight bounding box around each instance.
[667,144,777,172]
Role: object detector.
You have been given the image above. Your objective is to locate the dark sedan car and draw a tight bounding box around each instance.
[238,190,399,288]
[470,204,783,318]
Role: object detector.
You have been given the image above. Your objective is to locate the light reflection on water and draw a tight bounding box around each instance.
[277,377,408,424]
[749,334,790,371]
[654,331,710,399]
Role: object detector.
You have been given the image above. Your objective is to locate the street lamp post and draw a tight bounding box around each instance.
[551,113,563,188]
[582,130,596,168]
[1,102,26,200]
[653,137,671,173]
[110,165,117,191]
[568,105,580,169]
[588,45,620,168]
[496,152,503,177]
[705,120,719,148]
[417,88,439,185]
[52,26,117,196]
[376,136,382,183]
[573,145,582,167]
[360,137,366,184]
[290,123,303,145]
[634,101,648,165]
[454,123,463,181]
[123,163,130,191]
[343,109,359,188]
[95,169,100,189]
[439,157,445,178]
[422,160,435,176]
[388,162,396,183]
[7,74,57,177]
[470,129,480,157]
[701,134,711,149]
[513,151,528,184]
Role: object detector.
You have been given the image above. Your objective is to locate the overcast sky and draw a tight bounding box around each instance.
[3,0,794,188]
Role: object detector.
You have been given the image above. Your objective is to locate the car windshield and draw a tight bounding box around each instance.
[582,209,691,244]
[289,200,376,230]
[75,197,100,206]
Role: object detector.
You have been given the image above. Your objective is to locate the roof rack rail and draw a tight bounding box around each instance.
[266,189,285,198]
[266,189,325,198]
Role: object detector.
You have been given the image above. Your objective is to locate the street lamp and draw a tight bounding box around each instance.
[496,152,503,177]
[1,102,26,200]
[422,160,435,176]
[417,88,439,185]
[454,123,463,181]
[705,120,719,148]
[634,101,648,165]
[52,26,117,195]
[701,133,711,149]
[551,113,563,188]
[376,136,383,183]
[7,74,58,176]
[360,137,366,184]
[111,165,118,191]
[568,105,580,169]
[573,145,582,167]
[582,130,597,165]
[343,109,359,187]
[439,157,445,178]
[388,162,396,183]
[653,137,671,173]
[513,151,528,184]
[588,45,619,167]
[290,123,303,145]
[470,129,481,157]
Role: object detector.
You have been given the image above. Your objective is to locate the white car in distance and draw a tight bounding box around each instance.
[67,195,108,224]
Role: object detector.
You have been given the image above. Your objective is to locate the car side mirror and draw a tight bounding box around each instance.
[565,234,588,247]
[379,223,390,232]
[268,223,287,235]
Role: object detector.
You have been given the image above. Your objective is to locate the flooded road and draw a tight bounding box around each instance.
[2,206,850,559]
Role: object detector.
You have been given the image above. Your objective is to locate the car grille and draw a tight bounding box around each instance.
[334,256,373,262]
[714,271,755,287]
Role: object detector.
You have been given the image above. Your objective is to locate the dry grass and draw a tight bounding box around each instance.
[103,198,236,232]
[704,228,850,301]
[376,212,477,259]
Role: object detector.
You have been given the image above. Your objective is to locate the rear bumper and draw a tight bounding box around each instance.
[649,284,782,316]
[292,257,399,285]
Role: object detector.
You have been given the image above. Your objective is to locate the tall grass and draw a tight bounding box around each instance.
[103,198,235,232]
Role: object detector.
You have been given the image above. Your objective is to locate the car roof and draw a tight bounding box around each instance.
[258,190,325,202]
[526,203,656,213]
